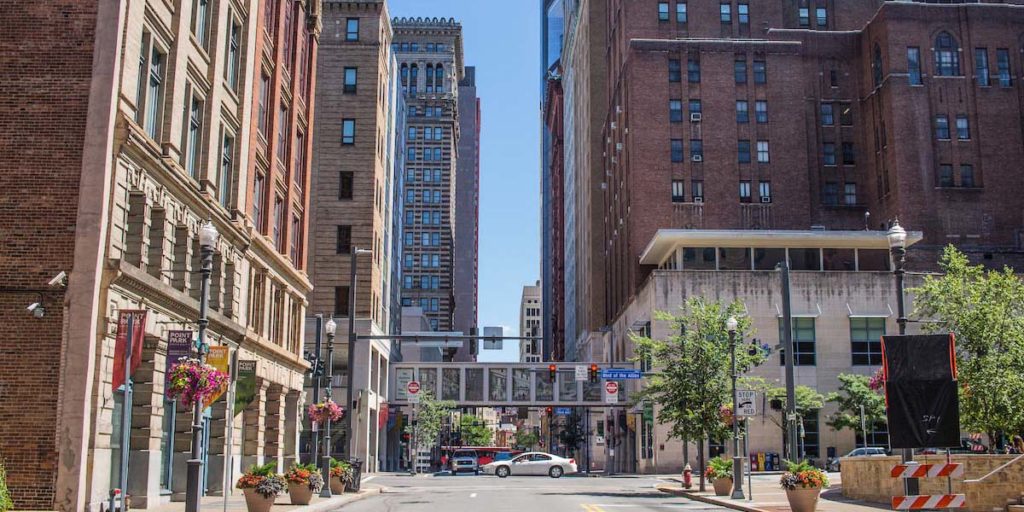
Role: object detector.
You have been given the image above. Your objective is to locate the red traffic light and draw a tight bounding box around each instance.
[589,363,599,382]
[548,364,557,381]
[545,406,553,416]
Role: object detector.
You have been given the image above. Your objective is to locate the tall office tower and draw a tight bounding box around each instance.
[453,66,481,360]
[542,73,566,361]
[392,17,466,336]
[540,0,566,361]
[311,0,403,470]
[519,281,544,363]
[0,0,322,508]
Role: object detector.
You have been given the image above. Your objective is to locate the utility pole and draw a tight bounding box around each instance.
[779,261,799,462]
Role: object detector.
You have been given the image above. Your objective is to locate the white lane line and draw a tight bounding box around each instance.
[470,493,477,498]
[362,475,377,483]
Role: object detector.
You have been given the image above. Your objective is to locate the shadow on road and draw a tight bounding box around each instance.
[537,491,673,499]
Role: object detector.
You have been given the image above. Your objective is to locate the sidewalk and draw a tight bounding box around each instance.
[147,485,382,512]
[658,473,889,512]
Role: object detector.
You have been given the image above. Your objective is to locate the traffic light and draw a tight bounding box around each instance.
[401,432,411,443]
[545,406,553,417]
[589,363,599,383]
[548,364,557,382]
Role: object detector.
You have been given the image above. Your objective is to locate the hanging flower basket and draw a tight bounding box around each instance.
[868,368,885,392]
[166,357,228,407]
[308,399,344,424]
[719,404,734,427]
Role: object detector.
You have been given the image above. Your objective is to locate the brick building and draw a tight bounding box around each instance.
[543,74,567,361]
[0,0,321,509]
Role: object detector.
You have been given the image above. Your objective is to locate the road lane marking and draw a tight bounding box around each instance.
[470,493,477,498]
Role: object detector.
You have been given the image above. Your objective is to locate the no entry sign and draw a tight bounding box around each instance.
[604,381,619,404]
[408,380,421,403]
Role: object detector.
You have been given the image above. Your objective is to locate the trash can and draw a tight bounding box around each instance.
[346,458,364,492]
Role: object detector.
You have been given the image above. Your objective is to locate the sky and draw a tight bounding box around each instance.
[388,0,542,361]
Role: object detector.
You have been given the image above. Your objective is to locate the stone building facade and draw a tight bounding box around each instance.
[0,0,321,509]
[519,281,543,363]
[453,65,480,359]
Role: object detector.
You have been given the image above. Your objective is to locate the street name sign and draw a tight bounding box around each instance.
[600,368,642,380]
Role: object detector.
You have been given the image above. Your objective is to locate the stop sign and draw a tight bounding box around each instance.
[407,381,420,395]
[605,381,619,395]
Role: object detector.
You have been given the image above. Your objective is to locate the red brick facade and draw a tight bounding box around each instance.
[544,76,567,360]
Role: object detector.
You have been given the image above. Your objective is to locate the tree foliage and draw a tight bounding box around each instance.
[558,413,588,455]
[459,414,493,446]
[514,430,539,451]
[739,377,826,433]
[912,246,1024,441]
[825,373,886,434]
[404,392,456,451]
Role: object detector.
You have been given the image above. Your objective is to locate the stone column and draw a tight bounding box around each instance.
[241,380,270,470]
[126,335,165,508]
[264,385,285,472]
[124,191,150,269]
[205,400,229,496]
[146,207,169,281]
[283,389,302,468]
[171,225,193,293]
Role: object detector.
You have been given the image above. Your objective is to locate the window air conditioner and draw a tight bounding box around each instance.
[616,142,623,151]
[693,196,704,203]
[610,121,617,129]
[690,113,702,122]
[760,196,772,203]
[691,154,703,162]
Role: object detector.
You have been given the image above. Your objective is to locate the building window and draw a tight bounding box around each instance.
[691,180,704,201]
[821,103,834,125]
[668,59,681,82]
[739,180,751,203]
[720,3,731,23]
[844,182,857,205]
[759,181,771,202]
[690,139,703,160]
[336,225,352,254]
[798,7,809,28]
[342,119,355,144]
[344,67,357,93]
[294,131,305,190]
[290,214,302,263]
[755,100,767,123]
[734,59,747,84]
[671,139,684,162]
[736,101,749,123]
[669,99,683,122]
[975,48,990,87]
[272,196,284,251]
[934,32,961,77]
[830,69,839,87]
[282,5,294,73]
[677,2,687,22]
[224,17,241,92]
[672,180,685,202]
[956,115,970,140]
[997,48,1012,87]
[688,57,701,83]
[872,44,883,88]
[842,142,855,165]
[258,74,270,136]
[346,18,359,41]
[658,2,669,21]
[689,99,702,114]
[253,172,265,229]
[753,59,766,83]
[192,0,210,50]
[185,93,204,179]
[800,411,821,458]
[851,317,885,366]
[334,286,350,316]
[779,317,816,366]
[738,3,749,24]
[339,171,353,199]
[738,140,751,163]
[839,103,853,126]
[277,104,290,162]
[219,132,234,207]
[908,47,922,85]
[815,7,827,28]
[756,140,769,163]
[935,115,950,140]
[960,164,975,188]
[823,182,838,205]
[823,143,836,166]
[938,164,954,187]
[142,38,166,140]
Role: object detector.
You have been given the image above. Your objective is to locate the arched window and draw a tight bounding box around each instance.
[400,64,408,86]
[872,44,883,87]
[934,32,960,76]
[435,64,444,91]
[425,63,434,87]
[410,64,419,93]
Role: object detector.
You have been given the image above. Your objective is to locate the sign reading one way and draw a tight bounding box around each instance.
[736,389,756,417]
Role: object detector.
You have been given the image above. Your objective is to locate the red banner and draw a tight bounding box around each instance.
[379,403,389,430]
[112,310,148,391]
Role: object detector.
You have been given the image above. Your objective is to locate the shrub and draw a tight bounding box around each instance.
[704,457,733,481]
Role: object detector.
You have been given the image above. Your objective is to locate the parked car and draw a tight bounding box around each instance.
[829,447,888,471]
[481,452,578,478]
[450,449,480,474]
[919,438,988,455]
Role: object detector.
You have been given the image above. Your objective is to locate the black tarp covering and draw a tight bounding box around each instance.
[882,334,956,382]
[882,334,960,449]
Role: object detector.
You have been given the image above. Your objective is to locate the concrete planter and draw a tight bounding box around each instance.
[712,478,733,496]
[785,487,821,512]
[330,476,347,495]
[287,482,314,505]
[242,488,276,512]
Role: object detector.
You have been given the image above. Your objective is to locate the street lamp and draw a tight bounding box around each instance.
[887,220,917,496]
[345,248,373,467]
[726,316,745,500]
[186,221,218,512]
[320,317,337,498]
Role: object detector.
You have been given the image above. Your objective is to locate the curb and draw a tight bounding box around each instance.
[297,486,386,512]
[656,485,771,512]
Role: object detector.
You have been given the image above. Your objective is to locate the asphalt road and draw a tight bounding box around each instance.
[347,473,733,512]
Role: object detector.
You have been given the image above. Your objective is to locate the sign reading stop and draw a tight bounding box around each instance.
[407,380,421,403]
[604,381,619,404]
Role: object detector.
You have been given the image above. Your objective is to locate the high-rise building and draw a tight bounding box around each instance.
[0,0,322,508]
[540,0,566,361]
[311,0,403,470]
[453,66,481,360]
[392,17,466,337]
[519,281,543,362]
[542,74,566,361]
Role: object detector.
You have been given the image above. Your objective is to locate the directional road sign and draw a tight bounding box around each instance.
[736,389,756,417]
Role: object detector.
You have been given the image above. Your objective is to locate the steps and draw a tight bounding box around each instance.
[1004,492,1024,512]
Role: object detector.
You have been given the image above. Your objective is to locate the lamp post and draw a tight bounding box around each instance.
[345,248,373,464]
[777,261,799,462]
[727,316,745,500]
[320,318,337,498]
[887,220,917,496]
[186,221,218,512]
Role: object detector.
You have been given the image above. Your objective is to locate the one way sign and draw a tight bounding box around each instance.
[736,390,756,417]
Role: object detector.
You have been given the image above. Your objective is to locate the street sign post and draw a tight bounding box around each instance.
[736,390,756,417]
[575,365,588,382]
[407,380,421,404]
[600,368,642,380]
[604,381,619,404]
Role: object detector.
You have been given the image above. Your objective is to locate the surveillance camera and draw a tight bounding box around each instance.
[48,271,68,288]
[27,303,45,318]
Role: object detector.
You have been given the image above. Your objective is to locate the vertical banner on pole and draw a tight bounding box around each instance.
[166,331,194,377]
[203,346,230,408]
[113,310,148,390]
[234,361,258,415]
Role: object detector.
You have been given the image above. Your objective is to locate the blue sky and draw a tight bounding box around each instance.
[388,0,541,361]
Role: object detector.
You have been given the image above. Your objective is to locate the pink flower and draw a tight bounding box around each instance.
[308,400,344,423]
[167,358,228,407]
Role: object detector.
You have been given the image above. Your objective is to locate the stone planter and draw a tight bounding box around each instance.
[287,482,315,505]
[712,478,733,496]
[330,476,346,495]
[243,488,276,512]
[786,487,822,512]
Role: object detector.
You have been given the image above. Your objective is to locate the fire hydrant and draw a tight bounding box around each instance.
[682,463,693,489]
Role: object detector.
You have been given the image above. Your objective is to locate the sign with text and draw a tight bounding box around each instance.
[395,368,414,401]
[408,380,421,403]
[604,381,619,404]
[736,390,757,417]
[203,346,230,408]
[112,310,148,391]
[555,407,572,416]
[233,360,257,415]
[165,330,193,381]
[575,365,588,382]
[600,368,642,380]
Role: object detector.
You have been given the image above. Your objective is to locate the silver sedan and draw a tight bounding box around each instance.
[481,452,578,478]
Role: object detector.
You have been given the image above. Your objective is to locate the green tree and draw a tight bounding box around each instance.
[825,373,886,443]
[557,413,588,457]
[459,414,493,446]
[404,392,456,451]
[0,460,11,512]
[631,298,764,486]
[514,430,539,451]
[912,246,1024,443]
[740,377,826,451]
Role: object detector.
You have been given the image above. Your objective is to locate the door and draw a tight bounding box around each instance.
[509,454,531,475]
[527,453,552,475]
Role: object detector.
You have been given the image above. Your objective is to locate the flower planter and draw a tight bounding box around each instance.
[785,487,821,512]
[330,476,346,495]
[287,482,314,505]
[712,478,732,496]
[243,488,276,512]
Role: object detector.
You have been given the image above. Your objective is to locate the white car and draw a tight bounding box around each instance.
[481,452,578,478]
